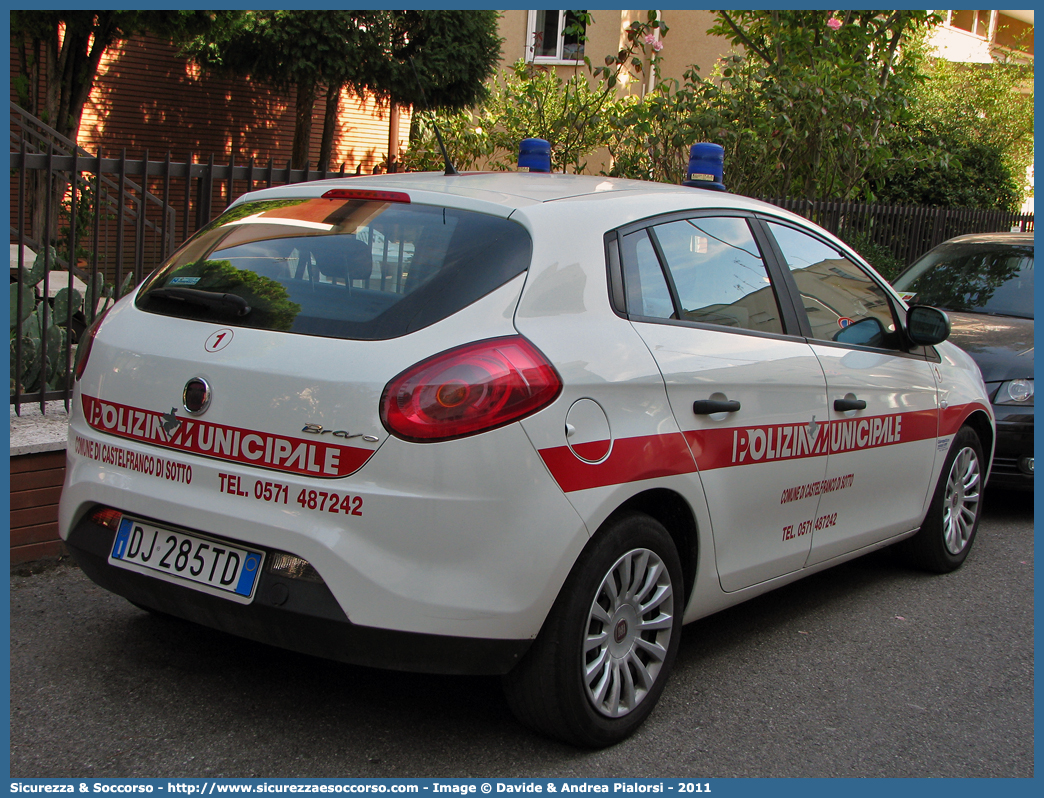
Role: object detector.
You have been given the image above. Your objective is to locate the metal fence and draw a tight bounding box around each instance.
[760,196,1034,273]
[9,117,1035,415]
[10,105,354,414]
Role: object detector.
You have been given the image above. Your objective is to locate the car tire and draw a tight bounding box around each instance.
[502,511,684,748]
[899,425,984,573]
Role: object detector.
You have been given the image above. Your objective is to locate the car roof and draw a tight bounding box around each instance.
[231,170,786,217]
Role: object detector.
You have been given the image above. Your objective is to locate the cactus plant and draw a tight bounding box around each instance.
[82,272,109,322]
[10,282,34,327]
[53,285,83,323]
[10,256,127,397]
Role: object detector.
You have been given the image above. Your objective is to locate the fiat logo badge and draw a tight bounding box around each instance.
[183,377,212,415]
[614,619,628,644]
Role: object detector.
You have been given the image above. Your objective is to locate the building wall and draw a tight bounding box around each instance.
[12,32,410,173]
[993,13,1034,55]
[495,10,733,173]
[497,10,531,67]
[10,451,67,564]
[929,10,1034,63]
[655,10,734,82]
[497,9,733,93]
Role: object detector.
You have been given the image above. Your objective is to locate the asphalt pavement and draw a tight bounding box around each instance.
[9,487,1033,778]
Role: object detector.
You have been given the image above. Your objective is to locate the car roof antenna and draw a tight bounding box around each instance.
[409,56,459,176]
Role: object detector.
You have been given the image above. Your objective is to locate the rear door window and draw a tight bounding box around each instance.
[137,197,532,340]
[619,214,786,335]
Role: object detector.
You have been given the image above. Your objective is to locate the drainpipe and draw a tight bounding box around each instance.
[647,10,661,95]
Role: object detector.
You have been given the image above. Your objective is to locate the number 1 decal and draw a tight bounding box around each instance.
[205,328,234,353]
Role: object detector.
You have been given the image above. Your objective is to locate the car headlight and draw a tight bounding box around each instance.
[994,378,1034,406]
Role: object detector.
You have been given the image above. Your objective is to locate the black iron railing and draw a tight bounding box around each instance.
[10,104,353,414]
[760,196,1034,270]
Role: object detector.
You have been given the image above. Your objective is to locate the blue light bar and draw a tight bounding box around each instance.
[518,138,552,173]
[683,143,727,192]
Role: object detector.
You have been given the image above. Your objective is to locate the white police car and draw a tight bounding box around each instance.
[60,144,994,747]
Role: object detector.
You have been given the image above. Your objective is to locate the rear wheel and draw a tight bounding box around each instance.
[503,512,683,747]
[900,425,984,573]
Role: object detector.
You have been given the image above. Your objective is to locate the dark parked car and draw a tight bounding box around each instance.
[894,232,1033,489]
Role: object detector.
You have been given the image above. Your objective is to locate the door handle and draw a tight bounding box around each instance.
[693,399,741,415]
[833,397,867,412]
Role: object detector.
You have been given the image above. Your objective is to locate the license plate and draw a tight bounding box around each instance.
[109,518,265,604]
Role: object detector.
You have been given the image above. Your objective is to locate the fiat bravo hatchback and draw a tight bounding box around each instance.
[61,171,994,747]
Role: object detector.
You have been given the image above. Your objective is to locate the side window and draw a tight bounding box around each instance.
[767,222,902,350]
[620,229,674,319]
[652,216,785,335]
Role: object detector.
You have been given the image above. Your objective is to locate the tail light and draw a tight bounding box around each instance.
[381,336,562,442]
[74,308,111,381]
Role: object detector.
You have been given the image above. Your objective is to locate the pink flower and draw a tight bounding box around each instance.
[827,18,842,30]
[643,32,664,51]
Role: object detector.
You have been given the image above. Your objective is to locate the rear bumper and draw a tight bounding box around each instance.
[66,515,532,676]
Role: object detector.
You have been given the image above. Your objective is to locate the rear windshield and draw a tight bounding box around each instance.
[893,241,1034,319]
[136,197,532,340]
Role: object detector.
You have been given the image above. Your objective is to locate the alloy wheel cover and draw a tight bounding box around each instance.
[943,446,982,555]
[582,548,675,718]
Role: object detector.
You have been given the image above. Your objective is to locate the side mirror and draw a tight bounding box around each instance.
[906,305,950,346]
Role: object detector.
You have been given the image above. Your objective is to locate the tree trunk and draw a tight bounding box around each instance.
[319,83,341,170]
[292,78,317,169]
[28,14,120,245]
[64,13,118,141]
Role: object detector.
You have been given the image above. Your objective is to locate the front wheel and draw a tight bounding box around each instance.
[503,512,684,747]
[899,425,985,573]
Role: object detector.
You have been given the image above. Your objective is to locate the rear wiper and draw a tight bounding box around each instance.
[149,287,251,317]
